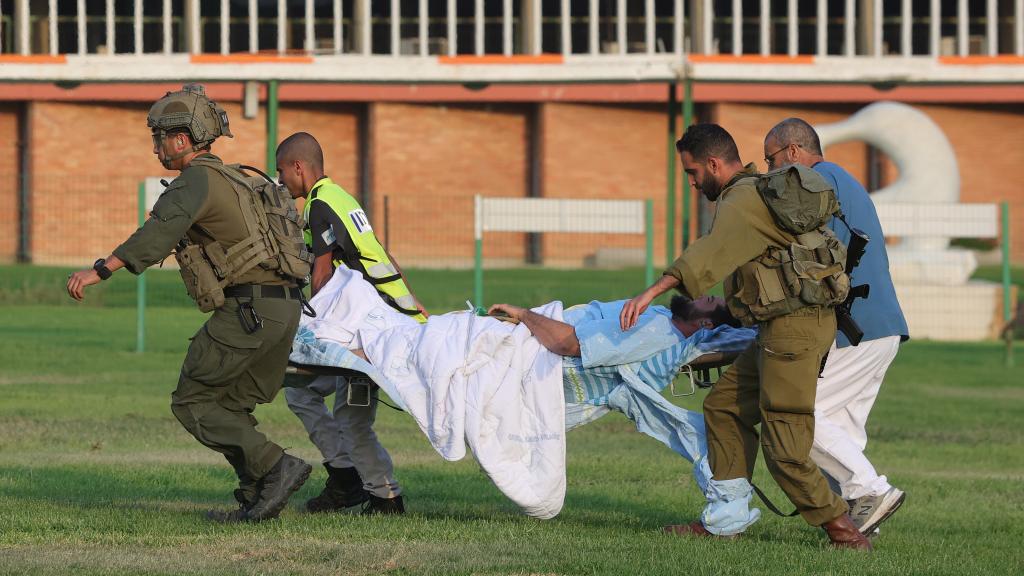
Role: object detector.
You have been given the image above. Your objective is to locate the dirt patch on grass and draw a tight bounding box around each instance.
[0,373,90,386]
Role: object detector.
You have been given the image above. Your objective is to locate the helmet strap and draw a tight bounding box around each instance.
[157,131,205,169]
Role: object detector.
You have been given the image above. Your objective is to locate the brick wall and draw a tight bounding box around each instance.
[541,102,681,268]
[13,98,1024,267]
[0,105,19,262]
[277,103,362,210]
[28,101,170,265]
[24,101,360,265]
[370,102,530,267]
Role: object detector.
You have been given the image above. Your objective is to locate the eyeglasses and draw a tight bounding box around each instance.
[151,131,182,147]
[764,143,800,169]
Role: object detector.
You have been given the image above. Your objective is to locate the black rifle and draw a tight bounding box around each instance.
[835,225,871,346]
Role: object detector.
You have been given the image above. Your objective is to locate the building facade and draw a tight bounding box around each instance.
[0,1,1021,266]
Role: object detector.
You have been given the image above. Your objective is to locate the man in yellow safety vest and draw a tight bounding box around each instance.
[276,132,424,515]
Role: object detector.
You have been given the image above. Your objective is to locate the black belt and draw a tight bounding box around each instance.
[225,284,302,300]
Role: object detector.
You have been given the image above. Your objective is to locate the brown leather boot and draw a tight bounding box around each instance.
[663,521,739,540]
[822,514,873,551]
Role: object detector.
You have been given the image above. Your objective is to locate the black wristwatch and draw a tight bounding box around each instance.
[93,258,113,281]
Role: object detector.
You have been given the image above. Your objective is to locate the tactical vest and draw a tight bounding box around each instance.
[725,165,850,326]
[174,159,313,312]
[303,178,426,323]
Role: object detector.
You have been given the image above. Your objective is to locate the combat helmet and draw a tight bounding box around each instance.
[147,83,233,148]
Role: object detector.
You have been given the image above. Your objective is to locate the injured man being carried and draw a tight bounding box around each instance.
[289,267,755,519]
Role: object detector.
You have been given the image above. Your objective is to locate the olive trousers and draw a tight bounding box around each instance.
[704,305,847,526]
[171,296,301,499]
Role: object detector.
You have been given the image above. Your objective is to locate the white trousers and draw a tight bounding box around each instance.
[285,376,401,498]
[811,335,901,501]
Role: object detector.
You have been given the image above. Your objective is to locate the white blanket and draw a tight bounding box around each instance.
[294,267,567,519]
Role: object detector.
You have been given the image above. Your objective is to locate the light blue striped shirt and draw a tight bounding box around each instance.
[561,299,755,408]
[559,299,756,492]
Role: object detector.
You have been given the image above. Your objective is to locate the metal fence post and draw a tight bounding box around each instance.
[1002,201,1014,368]
[645,199,655,287]
[265,80,279,173]
[665,82,678,266]
[681,75,693,250]
[136,181,146,353]
[384,194,390,248]
[474,195,483,308]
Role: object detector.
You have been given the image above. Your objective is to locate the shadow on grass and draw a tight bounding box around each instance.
[0,463,237,507]
[1,461,693,531]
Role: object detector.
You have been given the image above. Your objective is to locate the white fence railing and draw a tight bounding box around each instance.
[1,1,1022,83]
[2,1,1021,58]
[473,195,654,306]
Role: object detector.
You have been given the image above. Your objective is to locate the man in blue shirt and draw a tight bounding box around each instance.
[764,118,910,535]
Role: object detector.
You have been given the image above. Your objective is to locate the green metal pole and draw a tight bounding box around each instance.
[681,76,694,250]
[474,238,484,308]
[1002,201,1013,368]
[474,195,484,308]
[665,82,678,266]
[645,199,655,287]
[136,181,146,354]
[266,80,279,173]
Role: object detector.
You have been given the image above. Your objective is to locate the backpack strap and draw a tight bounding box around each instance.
[188,156,278,282]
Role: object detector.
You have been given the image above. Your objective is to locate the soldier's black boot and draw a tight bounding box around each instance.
[247,453,312,522]
[361,494,405,516]
[205,489,254,523]
[306,464,370,513]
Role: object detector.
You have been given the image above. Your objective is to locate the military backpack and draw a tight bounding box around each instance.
[175,159,313,312]
[726,164,850,325]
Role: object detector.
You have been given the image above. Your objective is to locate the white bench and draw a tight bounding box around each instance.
[473,195,654,306]
[874,202,1014,342]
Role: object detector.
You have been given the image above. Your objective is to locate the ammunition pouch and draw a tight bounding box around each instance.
[175,242,226,313]
[727,228,850,325]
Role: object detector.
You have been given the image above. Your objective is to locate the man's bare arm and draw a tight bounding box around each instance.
[620,274,681,331]
[488,303,580,357]
[66,254,126,301]
[310,252,334,296]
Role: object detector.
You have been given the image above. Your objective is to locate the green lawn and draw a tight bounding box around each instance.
[1,266,1023,575]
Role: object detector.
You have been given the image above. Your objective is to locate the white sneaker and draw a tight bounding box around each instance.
[847,487,906,535]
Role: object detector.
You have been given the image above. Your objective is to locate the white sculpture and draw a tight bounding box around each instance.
[814,102,1002,341]
[815,101,975,285]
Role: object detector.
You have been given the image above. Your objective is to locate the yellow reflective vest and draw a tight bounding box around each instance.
[303,177,426,323]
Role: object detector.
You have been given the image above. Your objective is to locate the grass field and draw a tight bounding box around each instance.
[1,266,1023,575]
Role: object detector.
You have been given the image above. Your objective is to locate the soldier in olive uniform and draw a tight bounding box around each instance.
[66,84,311,523]
[620,124,871,550]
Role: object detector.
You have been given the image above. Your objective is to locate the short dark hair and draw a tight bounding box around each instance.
[766,117,823,155]
[675,123,741,164]
[276,131,324,172]
[670,295,742,329]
